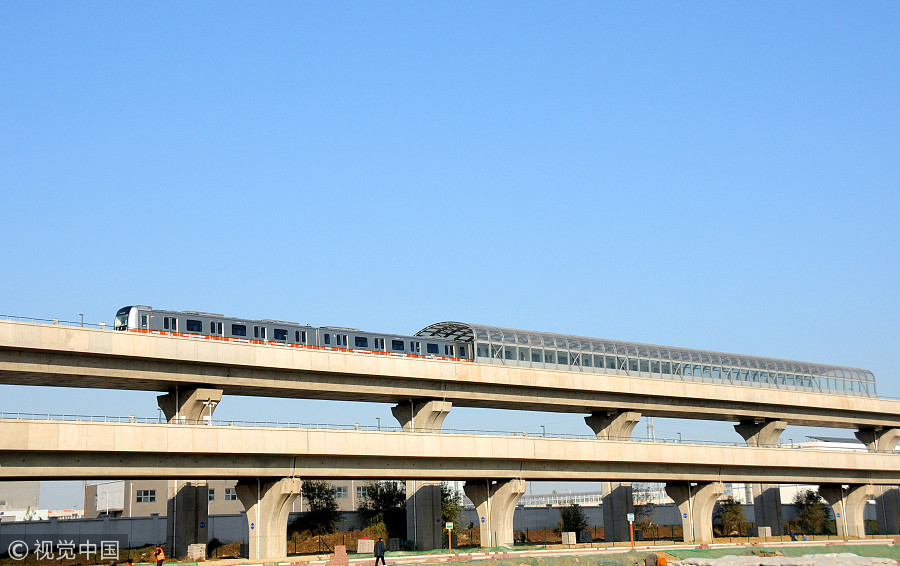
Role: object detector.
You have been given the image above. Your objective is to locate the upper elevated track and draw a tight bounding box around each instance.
[0,320,896,429]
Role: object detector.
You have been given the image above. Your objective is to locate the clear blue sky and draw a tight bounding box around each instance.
[1,2,898,508]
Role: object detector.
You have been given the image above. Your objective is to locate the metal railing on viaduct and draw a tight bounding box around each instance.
[1,320,899,559]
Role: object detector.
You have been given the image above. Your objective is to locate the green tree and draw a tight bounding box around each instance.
[441,482,464,531]
[358,481,406,538]
[713,496,745,536]
[289,480,342,535]
[632,483,658,530]
[790,489,831,535]
[559,504,589,532]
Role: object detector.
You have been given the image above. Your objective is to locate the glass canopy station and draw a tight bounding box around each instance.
[417,322,876,398]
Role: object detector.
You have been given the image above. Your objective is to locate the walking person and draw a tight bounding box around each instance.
[155,545,166,566]
[374,537,386,566]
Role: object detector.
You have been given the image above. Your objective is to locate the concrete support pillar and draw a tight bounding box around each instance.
[158,387,223,423]
[166,480,209,559]
[392,400,451,549]
[734,419,786,447]
[405,480,443,550]
[873,486,900,535]
[735,419,786,536]
[585,411,642,440]
[854,428,899,535]
[585,411,640,542]
[463,479,526,548]
[854,427,900,452]
[601,482,634,542]
[665,481,724,543]
[750,484,784,536]
[391,400,452,432]
[820,484,873,540]
[235,478,303,560]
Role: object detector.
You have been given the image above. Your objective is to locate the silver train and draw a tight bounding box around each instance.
[113,305,469,360]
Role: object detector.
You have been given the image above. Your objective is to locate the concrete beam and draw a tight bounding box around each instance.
[157,388,222,423]
[3,321,900,430]
[586,411,641,440]
[734,419,786,447]
[235,478,302,560]
[601,482,633,542]
[391,400,451,432]
[820,483,874,539]
[3,420,900,485]
[855,427,900,452]
[463,479,525,548]
[166,480,208,558]
[665,481,724,543]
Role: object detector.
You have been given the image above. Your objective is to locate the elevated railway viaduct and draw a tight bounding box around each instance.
[1,321,898,559]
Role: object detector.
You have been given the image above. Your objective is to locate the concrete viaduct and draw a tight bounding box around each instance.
[1,321,899,559]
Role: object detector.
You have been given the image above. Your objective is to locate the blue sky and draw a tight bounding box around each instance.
[2,2,898,508]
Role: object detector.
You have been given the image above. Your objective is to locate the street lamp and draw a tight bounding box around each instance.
[678,432,682,443]
[541,425,546,437]
[376,417,381,430]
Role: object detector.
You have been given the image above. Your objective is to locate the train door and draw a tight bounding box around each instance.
[210,321,224,339]
[139,312,149,331]
[253,325,267,342]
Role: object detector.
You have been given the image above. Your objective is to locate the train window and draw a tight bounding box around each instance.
[531,349,542,363]
[187,320,202,333]
[164,318,168,330]
[392,339,404,351]
[458,346,466,357]
[355,336,368,348]
[231,324,247,337]
[274,329,287,341]
[324,333,331,345]
[426,343,439,354]
[141,315,148,327]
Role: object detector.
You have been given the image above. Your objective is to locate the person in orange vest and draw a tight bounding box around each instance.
[155,545,166,566]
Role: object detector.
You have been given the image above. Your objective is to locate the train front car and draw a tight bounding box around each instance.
[114,306,139,331]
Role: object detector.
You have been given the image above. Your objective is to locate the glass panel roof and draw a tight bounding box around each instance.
[415,321,874,382]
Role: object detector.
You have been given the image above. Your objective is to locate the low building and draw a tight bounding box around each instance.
[84,479,369,518]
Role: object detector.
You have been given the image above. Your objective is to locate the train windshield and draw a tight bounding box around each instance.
[114,307,131,331]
